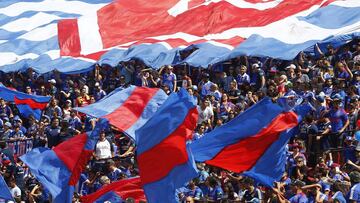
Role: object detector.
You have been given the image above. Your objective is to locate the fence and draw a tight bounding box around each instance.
[6,139,33,156]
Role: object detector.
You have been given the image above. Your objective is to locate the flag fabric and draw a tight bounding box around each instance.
[20,119,108,203]
[0,175,14,202]
[74,86,168,140]
[0,84,50,120]
[81,177,146,203]
[1,0,360,73]
[189,98,310,187]
[136,88,198,203]
[0,0,112,74]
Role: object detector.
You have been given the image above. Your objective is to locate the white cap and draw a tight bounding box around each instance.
[286,64,296,70]
[48,79,56,84]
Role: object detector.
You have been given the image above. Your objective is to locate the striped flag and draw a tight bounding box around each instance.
[74,86,168,140]
[1,0,360,73]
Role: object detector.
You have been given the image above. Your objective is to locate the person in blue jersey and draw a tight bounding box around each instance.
[160,65,177,93]
[242,177,263,203]
[106,159,127,182]
[332,181,348,203]
[207,176,224,201]
[302,184,328,203]
[325,95,349,147]
[348,171,360,203]
[274,180,307,203]
[184,180,203,201]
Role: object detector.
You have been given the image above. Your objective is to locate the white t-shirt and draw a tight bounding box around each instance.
[95,139,112,159]
[197,106,214,124]
[10,186,21,198]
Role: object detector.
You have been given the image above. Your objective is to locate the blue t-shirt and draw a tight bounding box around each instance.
[162,73,176,91]
[185,186,203,199]
[107,168,124,182]
[332,191,346,203]
[326,108,348,132]
[348,183,360,202]
[289,193,308,203]
[209,185,223,201]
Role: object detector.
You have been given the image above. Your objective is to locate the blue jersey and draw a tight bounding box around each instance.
[348,183,360,202]
[209,185,223,201]
[107,168,124,181]
[326,108,348,133]
[289,193,308,203]
[162,73,176,91]
[332,191,346,203]
[185,186,203,199]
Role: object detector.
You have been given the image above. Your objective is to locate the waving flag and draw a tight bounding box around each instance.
[20,119,108,203]
[190,98,311,187]
[75,86,168,140]
[0,175,14,202]
[1,0,360,73]
[0,84,50,120]
[81,177,146,203]
[136,88,198,203]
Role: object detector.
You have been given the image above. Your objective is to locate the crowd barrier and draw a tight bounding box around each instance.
[6,139,33,156]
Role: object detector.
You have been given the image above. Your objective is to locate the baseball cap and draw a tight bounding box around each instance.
[94,82,100,87]
[345,136,354,141]
[286,64,296,70]
[48,79,56,84]
[291,180,306,187]
[202,73,210,78]
[4,122,11,128]
[99,176,110,184]
[331,94,342,101]
[316,95,325,103]
[252,63,259,68]
[270,66,278,73]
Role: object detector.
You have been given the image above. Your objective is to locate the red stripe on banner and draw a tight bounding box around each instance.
[206,112,298,173]
[80,50,107,61]
[138,108,198,185]
[320,0,338,7]
[97,0,324,49]
[81,177,146,203]
[133,38,189,48]
[14,97,48,110]
[245,0,277,3]
[68,149,93,185]
[214,36,246,47]
[53,133,88,172]
[103,87,159,132]
[58,19,81,57]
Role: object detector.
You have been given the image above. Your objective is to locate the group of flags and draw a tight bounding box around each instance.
[0,85,312,202]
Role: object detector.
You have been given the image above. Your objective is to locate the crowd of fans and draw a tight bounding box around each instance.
[0,40,359,203]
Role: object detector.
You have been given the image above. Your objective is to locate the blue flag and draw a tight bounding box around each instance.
[0,175,14,202]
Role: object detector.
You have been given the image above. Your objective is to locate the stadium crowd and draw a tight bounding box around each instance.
[0,40,359,203]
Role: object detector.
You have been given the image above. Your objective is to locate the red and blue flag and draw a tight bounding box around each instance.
[81,177,146,203]
[20,119,108,203]
[1,1,360,74]
[0,84,50,120]
[136,88,198,203]
[190,98,311,187]
[75,85,168,140]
